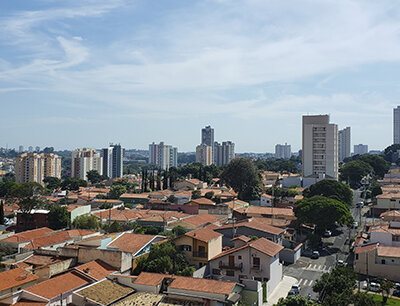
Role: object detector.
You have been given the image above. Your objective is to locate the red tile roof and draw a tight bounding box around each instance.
[0,267,38,292]
[74,259,116,281]
[24,255,64,266]
[1,228,54,243]
[184,228,222,242]
[218,219,284,235]
[25,271,89,299]
[354,243,378,254]
[245,206,295,218]
[23,231,73,249]
[169,276,235,295]
[189,198,216,206]
[107,233,155,254]
[377,245,400,258]
[134,272,170,286]
[178,214,218,227]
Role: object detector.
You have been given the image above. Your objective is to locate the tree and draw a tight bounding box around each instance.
[383,144,400,163]
[205,191,214,199]
[134,241,195,276]
[294,196,353,232]
[381,281,393,303]
[11,182,45,213]
[313,266,356,305]
[191,190,201,199]
[0,201,4,225]
[220,158,261,201]
[303,180,353,206]
[168,195,176,203]
[72,215,100,230]
[48,205,69,229]
[275,296,318,306]
[352,292,378,306]
[104,221,122,233]
[359,155,389,178]
[86,170,103,184]
[339,160,373,187]
[61,177,87,191]
[43,177,61,191]
[172,225,187,236]
[370,184,383,198]
[108,185,127,199]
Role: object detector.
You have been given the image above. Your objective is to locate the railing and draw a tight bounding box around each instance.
[219,262,243,270]
[193,251,208,258]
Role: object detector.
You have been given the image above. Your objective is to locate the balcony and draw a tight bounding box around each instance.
[193,251,208,258]
[219,262,243,271]
[251,265,262,271]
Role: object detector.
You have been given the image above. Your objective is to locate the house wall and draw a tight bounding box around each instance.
[215,227,280,247]
[132,283,160,293]
[369,232,400,247]
[376,198,400,210]
[167,288,227,303]
[207,236,222,261]
[34,258,75,281]
[0,280,38,300]
[76,248,131,272]
[70,205,91,223]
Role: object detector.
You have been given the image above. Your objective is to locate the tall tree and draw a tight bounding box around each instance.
[220,158,261,201]
[43,177,61,191]
[108,185,127,199]
[86,170,103,184]
[339,160,373,187]
[303,180,353,206]
[294,196,353,232]
[48,205,69,229]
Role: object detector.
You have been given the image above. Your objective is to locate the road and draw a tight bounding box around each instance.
[281,189,361,300]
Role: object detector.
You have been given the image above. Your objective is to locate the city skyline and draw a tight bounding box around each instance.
[1,1,400,151]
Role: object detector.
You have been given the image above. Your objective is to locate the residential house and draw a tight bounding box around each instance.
[369,221,400,247]
[174,227,222,268]
[183,198,216,215]
[73,259,117,281]
[374,191,400,216]
[209,237,283,296]
[173,179,207,191]
[260,194,273,207]
[16,210,50,232]
[169,213,219,230]
[0,267,39,299]
[66,204,91,223]
[243,206,296,220]
[0,228,54,252]
[354,243,400,282]
[119,193,149,205]
[380,210,400,222]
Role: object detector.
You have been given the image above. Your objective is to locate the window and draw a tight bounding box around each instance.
[181,245,191,251]
[238,255,242,260]
[254,277,262,281]
[253,257,260,268]
[355,254,359,260]
[212,269,221,275]
[226,270,235,277]
[393,235,400,241]
[239,275,248,279]
[381,259,386,264]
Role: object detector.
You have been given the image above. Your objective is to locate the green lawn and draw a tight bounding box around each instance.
[369,293,400,306]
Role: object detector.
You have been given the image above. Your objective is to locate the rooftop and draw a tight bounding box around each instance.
[169,275,236,295]
[190,198,216,206]
[107,233,156,254]
[354,243,379,254]
[74,259,117,281]
[134,272,169,286]
[0,267,38,292]
[184,227,222,243]
[377,245,400,258]
[1,227,54,243]
[25,271,89,299]
[113,292,164,306]
[245,206,295,218]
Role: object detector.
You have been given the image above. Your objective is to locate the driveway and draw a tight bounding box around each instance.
[265,275,298,306]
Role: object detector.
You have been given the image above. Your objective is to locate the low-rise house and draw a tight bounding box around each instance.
[214,219,285,246]
[21,271,92,305]
[16,210,50,233]
[243,206,296,220]
[21,254,75,281]
[184,198,217,215]
[66,204,91,223]
[260,194,273,207]
[354,243,400,282]
[73,259,117,281]
[169,213,219,230]
[174,227,222,268]
[119,192,149,205]
[374,191,400,216]
[131,272,168,293]
[380,210,400,222]
[0,267,39,299]
[72,278,134,305]
[369,221,400,247]
[174,179,207,191]
[209,237,283,297]
[0,228,54,251]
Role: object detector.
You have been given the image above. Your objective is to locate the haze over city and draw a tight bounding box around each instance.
[1,1,400,151]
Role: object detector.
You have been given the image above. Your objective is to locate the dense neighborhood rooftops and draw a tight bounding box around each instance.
[23,255,65,267]
[189,198,216,205]
[218,219,285,235]
[107,233,156,254]
[184,227,222,242]
[354,243,379,254]
[23,231,72,249]
[25,271,89,299]
[74,259,117,281]
[369,223,400,235]
[168,275,236,295]
[176,213,218,227]
[0,267,39,292]
[1,227,54,243]
[245,206,295,218]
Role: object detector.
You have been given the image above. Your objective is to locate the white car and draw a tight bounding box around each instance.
[291,284,301,293]
[353,221,358,228]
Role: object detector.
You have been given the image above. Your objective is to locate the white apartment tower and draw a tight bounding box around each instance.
[196,144,213,166]
[71,148,103,181]
[338,127,351,162]
[215,141,235,166]
[149,142,178,170]
[302,115,338,180]
[275,143,291,159]
[394,106,400,144]
[102,144,123,179]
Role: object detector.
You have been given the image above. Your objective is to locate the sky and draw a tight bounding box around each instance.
[1,0,400,152]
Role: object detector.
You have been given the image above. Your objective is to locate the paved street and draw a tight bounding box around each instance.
[281,189,362,300]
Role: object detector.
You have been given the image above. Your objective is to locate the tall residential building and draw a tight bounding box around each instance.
[394,106,400,144]
[102,144,123,179]
[354,144,369,155]
[15,153,61,184]
[196,144,213,166]
[302,115,338,180]
[149,142,178,170]
[275,143,291,159]
[338,127,351,162]
[28,146,33,153]
[201,125,214,146]
[215,141,235,166]
[18,145,24,153]
[71,148,103,181]
[35,146,40,152]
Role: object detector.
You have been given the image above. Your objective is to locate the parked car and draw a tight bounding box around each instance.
[393,289,400,297]
[288,290,297,296]
[356,202,364,208]
[337,260,344,266]
[291,284,301,294]
[353,221,358,228]
[395,283,400,290]
[369,282,381,292]
[311,251,320,259]
[323,230,332,237]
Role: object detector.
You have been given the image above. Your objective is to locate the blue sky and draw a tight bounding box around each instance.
[1,0,400,152]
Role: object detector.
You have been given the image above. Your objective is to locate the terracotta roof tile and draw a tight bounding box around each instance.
[218,219,284,235]
[107,233,155,254]
[25,271,89,299]
[0,267,38,291]
[377,245,400,257]
[185,228,222,242]
[249,237,284,257]
[245,206,295,218]
[189,198,216,205]
[74,259,116,281]
[134,272,169,286]
[232,235,250,242]
[23,231,73,249]
[169,276,235,295]
[24,255,64,266]
[1,227,54,243]
[178,214,218,227]
[354,243,378,254]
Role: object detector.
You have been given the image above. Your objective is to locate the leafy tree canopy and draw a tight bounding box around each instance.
[48,205,69,230]
[303,180,353,206]
[294,196,353,232]
[72,214,100,230]
[339,160,373,187]
[383,144,400,163]
[43,177,61,191]
[172,225,187,236]
[108,185,127,199]
[61,177,87,191]
[86,170,108,184]
[221,158,261,201]
[274,295,318,306]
